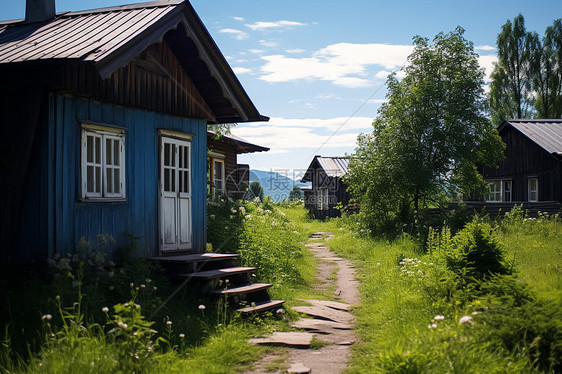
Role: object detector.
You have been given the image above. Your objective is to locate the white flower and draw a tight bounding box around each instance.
[275,308,286,315]
[231,208,237,214]
[459,316,473,325]
[433,315,445,321]
[102,307,109,313]
[42,314,52,321]
[179,333,185,339]
[198,304,206,310]
[428,323,437,329]
[117,321,128,329]
[166,320,172,326]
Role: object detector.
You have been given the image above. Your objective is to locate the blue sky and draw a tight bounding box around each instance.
[2,0,561,178]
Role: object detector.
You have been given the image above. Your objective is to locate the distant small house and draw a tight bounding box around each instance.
[0,0,267,264]
[207,132,269,199]
[479,119,562,206]
[301,156,350,219]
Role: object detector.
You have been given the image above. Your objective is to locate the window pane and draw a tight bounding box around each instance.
[95,166,101,193]
[114,140,120,166]
[164,169,170,192]
[106,138,112,166]
[171,169,175,192]
[164,143,170,166]
[114,169,120,194]
[184,171,189,193]
[87,166,94,193]
[95,137,101,164]
[106,167,113,193]
[87,136,93,163]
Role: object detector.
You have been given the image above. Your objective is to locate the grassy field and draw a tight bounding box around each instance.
[2,203,560,373]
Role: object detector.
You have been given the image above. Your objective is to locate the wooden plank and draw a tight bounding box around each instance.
[237,300,285,313]
[180,266,255,280]
[212,283,271,295]
[249,331,313,347]
[149,253,238,263]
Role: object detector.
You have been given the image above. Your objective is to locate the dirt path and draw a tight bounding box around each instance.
[245,232,359,374]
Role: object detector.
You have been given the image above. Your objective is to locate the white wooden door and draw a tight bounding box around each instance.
[160,137,192,251]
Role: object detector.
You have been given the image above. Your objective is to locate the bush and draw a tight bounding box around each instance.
[444,220,510,281]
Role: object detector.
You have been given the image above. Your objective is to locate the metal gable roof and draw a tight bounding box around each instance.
[301,155,349,182]
[0,1,182,66]
[501,119,562,156]
[0,0,268,124]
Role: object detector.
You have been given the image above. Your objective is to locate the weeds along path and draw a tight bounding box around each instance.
[245,232,359,374]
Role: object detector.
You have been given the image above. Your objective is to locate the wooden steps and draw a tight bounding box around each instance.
[152,253,284,314]
[236,300,285,313]
[212,283,272,295]
[179,266,255,280]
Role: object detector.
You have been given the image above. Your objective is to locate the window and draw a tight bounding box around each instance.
[81,126,125,199]
[487,181,502,202]
[213,159,225,195]
[503,180,512,202]
[528,178,538,202]
[317,188,329,210]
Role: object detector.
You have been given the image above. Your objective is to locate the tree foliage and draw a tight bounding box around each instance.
[490,15,562,122]
[248,181,264,201]
[288,184,302,201]
[345,27,504,236]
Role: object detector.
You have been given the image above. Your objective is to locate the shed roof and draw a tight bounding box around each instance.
[0,0,267,124]
[500,119,562,156]
[208,131,270,154]
[301,156,349,182]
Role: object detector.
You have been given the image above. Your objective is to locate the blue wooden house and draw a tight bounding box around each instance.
[0,0,267,264]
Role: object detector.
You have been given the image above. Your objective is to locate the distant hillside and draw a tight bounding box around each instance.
[249,169,310,202]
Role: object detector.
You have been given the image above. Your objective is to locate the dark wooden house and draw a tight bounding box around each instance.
[207,132,269,199]
[0,0,267,264]
[479,119,562,206]
[301,155,350,219]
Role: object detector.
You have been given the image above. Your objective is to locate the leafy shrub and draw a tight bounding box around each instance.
[444,220,510,281]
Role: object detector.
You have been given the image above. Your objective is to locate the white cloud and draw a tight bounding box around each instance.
[233,67,252,74]
[219,28,249,40]
[258,43,412,86]
[286,48,306,54]
[237,116,373,131]
[478,55,497,83]
[245,20,307,31]
[475,45,496,51]
[249,49,265,54]
[233,16,245,21]
[260,40,278,47]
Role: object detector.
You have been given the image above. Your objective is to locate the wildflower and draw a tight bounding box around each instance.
[102,307,109,313]
[166,320,172,326]
[459,316,473,325]
[130,282,134,288]
[146,278,152,284]
[231,208,237,214]
[198,304,206,311]
[153,286,158,291]
[225,279,230,284]
[275,308,286,315]
[210,214,216,219]
[42,314,52,321]
[140,284,146,289]
[117,321,128,329]
[179,333,185,339]
[428,323,437,329]
[433,315,445,321]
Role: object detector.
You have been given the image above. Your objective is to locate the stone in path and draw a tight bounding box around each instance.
[297,299,352,311]
[290,318,352,334]
[249,332,315,347]
[287,363,311,374]
[292,305,353,324]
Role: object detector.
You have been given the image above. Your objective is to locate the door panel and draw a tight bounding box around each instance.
[160,136,192,251]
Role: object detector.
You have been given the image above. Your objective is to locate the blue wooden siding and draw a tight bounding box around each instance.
[40,94,208,258]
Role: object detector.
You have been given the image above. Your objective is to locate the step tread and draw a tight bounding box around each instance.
[149,253,238,263]
[211,283,272,295]
[179,266,255,279]
[236,300,285,313]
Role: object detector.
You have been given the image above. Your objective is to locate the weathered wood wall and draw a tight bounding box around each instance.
[17,94,208,262]
[481,126,561,202]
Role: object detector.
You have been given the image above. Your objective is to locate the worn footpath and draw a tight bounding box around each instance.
[244,232,359,374]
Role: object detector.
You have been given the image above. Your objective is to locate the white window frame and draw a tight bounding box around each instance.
[528,177,538,202]
[81,126,126,200]
[213,159,225,196]
[317,188,329,210]
[487,181,502,202]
